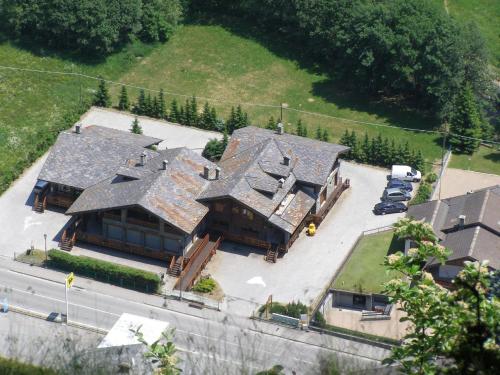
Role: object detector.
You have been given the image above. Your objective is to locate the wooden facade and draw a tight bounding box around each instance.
[73,206,204,261]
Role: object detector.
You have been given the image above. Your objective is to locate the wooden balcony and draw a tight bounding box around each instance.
[103,212,122,222]
[126,217,159,230]
[76,230,171,261]
[46,192,75,209]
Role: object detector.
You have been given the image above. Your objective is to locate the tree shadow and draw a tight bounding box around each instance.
[187,12,439,130]
[484,150,500,162]
[387,234,405,256]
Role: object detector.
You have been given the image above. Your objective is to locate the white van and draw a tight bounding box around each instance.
[391,165,421,182]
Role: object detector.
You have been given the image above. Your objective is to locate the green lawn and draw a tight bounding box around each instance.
[333,230,403,294]
[0,37,156,193]
[432,0,500,71]
[449,146,500,174]
[114,24,444,163]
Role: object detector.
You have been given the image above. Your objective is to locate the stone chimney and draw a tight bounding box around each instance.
[162,160,168,170]
[215,166,221,180]
[458,214,466,227]
[140,151,146,166]
[75,124,81,134]
[278,178,285,188]
[283,156,290,166]
[203,165,210,180]
[277,123,284,135]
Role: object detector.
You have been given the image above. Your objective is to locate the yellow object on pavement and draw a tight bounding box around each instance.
[307,223,316,236]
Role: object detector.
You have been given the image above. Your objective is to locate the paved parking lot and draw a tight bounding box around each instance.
[207,161,407,315]
[0,108,221,259]
[80,107,222,151]
[435,167,500,200]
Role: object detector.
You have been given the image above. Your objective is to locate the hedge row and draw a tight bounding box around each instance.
[48,249,161,293]
[0,357,57,375]
[410,181,433,206]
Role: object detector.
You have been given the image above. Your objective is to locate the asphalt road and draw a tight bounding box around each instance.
[0,266,390,374]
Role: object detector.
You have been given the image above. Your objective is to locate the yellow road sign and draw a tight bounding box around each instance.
[65,272,75,289]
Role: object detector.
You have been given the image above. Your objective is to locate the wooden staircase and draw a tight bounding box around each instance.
[59,221,78,252]
[33,194,46,213]
[168,256,183,277]
[59,237,74,251]
[265,246,278,263]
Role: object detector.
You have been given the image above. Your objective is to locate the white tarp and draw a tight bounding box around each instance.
[98,313,169,349]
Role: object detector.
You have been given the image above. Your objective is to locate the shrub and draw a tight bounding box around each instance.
[314,310,326,328]
[410,182,432,205]
[425,172,438,184]
[284,301,308,319]
[192,277,216,293]
[48,249,160,293]
[0,357,56,375]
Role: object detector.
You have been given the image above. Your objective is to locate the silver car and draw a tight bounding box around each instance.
[382,187,411,202]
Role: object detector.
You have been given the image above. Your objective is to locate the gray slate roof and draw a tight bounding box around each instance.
[38,126,161,189]
[67,148,215,234]
[199,126,347,233]
[407,185,500,268]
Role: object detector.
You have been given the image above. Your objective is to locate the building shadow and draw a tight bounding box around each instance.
[217,240,266,257]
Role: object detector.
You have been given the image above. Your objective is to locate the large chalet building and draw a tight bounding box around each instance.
[34,123,349,274]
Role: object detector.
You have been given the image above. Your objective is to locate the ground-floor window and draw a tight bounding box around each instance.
[127,229,143,245]
[107,225,123,241]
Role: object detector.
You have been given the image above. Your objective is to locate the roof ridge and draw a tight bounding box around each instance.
[477,189,490,223]
[220,136,272,163]
[468,226,481,257]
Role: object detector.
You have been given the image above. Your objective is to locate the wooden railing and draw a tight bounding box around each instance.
[77,231,171,261]
[175,236,221,291]
[103,212,122,222]
[309,178,350,226]
[219,231,271,250]
[185,234,209,261]
[46,193,75,208]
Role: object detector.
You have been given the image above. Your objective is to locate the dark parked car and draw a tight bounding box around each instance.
[373,201,407,215]
[387,178,413,192]
[382,188,412,202]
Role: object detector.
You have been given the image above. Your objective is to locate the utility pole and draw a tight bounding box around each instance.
[43,233,47,263]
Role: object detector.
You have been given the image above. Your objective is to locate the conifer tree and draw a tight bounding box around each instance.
[412,150,425,172]
[315,126,322,140]
[183,98,192,126]
[388,139,397,165]
[200,102,210,129]
[133,89,146,115]
[158,89,166,119]
[302,122,308,137]
[130,117,142,134]
[222,129,228,149]
[169,99,180,123]
[152,96,159,118]
[179,105,185,125]
[209,107,218,130]
[401,141,412,165]
[449,84,482,154]
[266,116,277,130]
[93,78,111,107]
[360,133,370,163]
[296,120,303,136]
[373,134,383,165]
[350,132,359,161]
[395,143,405,164]
[380,137,390,166]
[145,94,153,117]
[227,107,236,134]
[190,96,198,127]
[118,86,129,111]
[321,128,329,142]
[339,129,350,146]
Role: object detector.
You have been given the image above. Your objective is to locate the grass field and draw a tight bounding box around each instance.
[0,16,498,196]
[333,230,403,294]
[443,0,500,70]
[114,24,445,161]
[0,37,157,192]
[449,145,500,175]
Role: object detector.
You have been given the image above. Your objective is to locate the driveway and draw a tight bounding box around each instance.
[0,108,221,259]
[80,107,222,151]
[206,161,406,316]
[435,168,500,200]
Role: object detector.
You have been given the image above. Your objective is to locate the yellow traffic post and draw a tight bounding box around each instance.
[65,272,75,323]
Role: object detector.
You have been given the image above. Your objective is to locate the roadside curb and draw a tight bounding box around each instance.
[6,304,107,335]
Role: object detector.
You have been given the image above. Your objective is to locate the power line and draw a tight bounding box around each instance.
[0,63,499,145]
